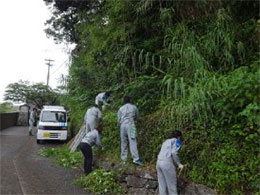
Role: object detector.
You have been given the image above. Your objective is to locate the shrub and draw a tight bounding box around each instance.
[74,169,124,194]
[38,146,83,169]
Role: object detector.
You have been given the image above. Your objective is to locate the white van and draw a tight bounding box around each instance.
[36,105,70,143]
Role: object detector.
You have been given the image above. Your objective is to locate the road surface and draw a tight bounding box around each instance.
[0,126,88,194]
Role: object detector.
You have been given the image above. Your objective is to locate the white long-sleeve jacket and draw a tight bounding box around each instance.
[157,138,182,166]
[84,107,102,125]
[117,103,139,126]
[29,111,35,123]
[81,129,103,148]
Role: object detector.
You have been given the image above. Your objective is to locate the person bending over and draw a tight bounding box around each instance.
[79,124,103,175]
[156,130,184,195]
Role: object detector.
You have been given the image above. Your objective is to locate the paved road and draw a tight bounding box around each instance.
[0,126,88,195]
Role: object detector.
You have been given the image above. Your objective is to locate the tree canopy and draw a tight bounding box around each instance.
[4,81,59,108]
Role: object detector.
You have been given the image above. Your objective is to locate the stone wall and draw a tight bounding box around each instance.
[17,112,29,126]
[95,160,216,195]
[17,105,30,126]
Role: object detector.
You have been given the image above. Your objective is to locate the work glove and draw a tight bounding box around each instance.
[178,164,184,171]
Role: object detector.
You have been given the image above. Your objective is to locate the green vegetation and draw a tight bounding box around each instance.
[75,169,124,194]
[38,146,82,169]
[0,102,18,113]
[43,1,260,194]
[39,146,123,194]
[4,80,61,108]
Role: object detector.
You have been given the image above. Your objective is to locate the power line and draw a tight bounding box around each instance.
[51,61,67,76]
[45,59,54,87]
[51,48,73,77]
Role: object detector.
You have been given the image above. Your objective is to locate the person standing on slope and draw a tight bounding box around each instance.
[117,95,143,166]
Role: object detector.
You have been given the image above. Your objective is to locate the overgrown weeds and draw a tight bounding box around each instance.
[74,169,124,194]
[38,146,83,169]
[45,1,260,194]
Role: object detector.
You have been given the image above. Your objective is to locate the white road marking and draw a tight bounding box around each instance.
[13,159,26,195]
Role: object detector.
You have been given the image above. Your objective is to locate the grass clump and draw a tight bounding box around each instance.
[38,146,83,169]
[74,169,124,194]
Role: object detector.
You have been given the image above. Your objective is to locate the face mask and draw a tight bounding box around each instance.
[175,138,181,150]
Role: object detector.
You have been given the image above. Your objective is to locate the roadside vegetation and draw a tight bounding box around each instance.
[40,1,259,194]
[38,146,82,169]
[38,146,124,194]
[74,169,124,194]
[0,102,19,113]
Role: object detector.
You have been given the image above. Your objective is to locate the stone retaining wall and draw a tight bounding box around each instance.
[95,160,216,195]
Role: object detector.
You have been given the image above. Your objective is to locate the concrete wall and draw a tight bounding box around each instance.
[0,112,19,130]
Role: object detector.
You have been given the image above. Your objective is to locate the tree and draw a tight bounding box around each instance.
[4,81,59,108]
[0,102,14,113]
[43,0,102,43]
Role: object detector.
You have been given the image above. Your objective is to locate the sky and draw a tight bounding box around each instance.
[0,0,72,103]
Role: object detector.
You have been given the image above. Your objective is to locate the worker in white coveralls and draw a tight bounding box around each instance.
[79,124,104,175]
[156,130,184,195]
[28,108,36,136]
[84,104,102,133]
[117,95,143,166]
[95,91,112,110]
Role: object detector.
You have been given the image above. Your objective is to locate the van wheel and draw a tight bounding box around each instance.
[37,140,41,144]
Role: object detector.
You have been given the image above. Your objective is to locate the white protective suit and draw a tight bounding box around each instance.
[117,103,140,163]
[84,106,102,133]
[80,129,103,174]
[95,92,109,107]
[81,129,103,148]
[156,138,183,195]
[29,110,35,134]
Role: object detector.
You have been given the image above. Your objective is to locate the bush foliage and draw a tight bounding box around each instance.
[75,169,124,194]
[44,1,260,194]
[38,146,83,169]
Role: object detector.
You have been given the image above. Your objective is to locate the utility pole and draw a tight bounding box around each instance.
[45,59,54,87]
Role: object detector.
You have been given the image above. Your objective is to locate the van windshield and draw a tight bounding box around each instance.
[41,111,66,122]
